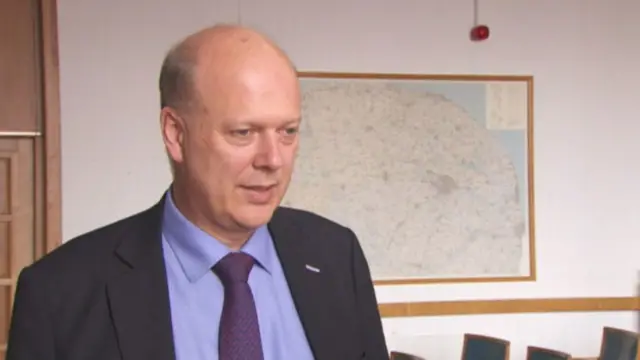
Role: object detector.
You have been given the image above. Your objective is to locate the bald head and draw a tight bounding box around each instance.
[159,24,297,115]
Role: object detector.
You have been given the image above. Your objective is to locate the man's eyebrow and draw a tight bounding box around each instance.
[228,117,302,127]
[283,118,302,125]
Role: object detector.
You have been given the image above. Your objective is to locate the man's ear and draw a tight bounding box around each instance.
[160,107,186,164]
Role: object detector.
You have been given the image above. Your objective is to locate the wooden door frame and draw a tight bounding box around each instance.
[35,0,62,257]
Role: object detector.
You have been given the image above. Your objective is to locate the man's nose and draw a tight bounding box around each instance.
[254,133,283,170]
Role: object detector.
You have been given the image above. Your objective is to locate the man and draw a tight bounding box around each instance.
[6,24,389,360]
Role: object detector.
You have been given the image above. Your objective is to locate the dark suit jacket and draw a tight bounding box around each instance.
[6,196,389,360]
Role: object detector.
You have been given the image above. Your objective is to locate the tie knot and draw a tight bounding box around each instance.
[213,252,255,284]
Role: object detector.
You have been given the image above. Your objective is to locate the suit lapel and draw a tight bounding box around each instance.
[106,198,176,360]
[268,208,341,360]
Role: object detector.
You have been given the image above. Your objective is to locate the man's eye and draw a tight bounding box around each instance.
[233,129,251,136]
[284,127,298,135]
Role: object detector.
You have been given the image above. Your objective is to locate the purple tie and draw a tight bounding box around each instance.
[212,252,264,360]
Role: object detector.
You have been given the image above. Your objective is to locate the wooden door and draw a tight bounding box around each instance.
[0,140,35,359]
[0,0,61,358]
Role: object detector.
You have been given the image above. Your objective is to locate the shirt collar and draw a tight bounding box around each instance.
[161,189,274,283]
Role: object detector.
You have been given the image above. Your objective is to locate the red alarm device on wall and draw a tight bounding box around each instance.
[470,25,490,41]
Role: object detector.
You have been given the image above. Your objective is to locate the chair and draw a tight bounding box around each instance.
[461,333,510,360]
[390,350,426,360]
[526,345,572,360]
[599,326,640,360]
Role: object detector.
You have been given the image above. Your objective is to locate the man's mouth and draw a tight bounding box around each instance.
[240,184,277,204]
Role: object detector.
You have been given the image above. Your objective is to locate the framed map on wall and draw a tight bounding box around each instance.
[281,72,535,285]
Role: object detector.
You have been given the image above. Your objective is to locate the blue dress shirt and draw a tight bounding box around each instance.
[161,191,315,360]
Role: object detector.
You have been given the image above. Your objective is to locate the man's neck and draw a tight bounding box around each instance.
[169,184,253,250]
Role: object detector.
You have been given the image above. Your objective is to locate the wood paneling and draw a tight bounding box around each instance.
[379,296,640,317]
[0,0,41,133]
[39,0,62,255]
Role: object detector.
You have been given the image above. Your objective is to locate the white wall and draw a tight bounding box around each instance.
[57,0,640,358]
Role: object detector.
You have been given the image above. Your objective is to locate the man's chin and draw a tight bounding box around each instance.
[234,204,278,229]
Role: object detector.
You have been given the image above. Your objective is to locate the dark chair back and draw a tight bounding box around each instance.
[599,326,640,360]
[461,333,510,360]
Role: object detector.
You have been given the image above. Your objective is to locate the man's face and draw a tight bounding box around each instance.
[178,63,301,232]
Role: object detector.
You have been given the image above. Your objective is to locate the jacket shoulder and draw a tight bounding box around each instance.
[22,205,157,284]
